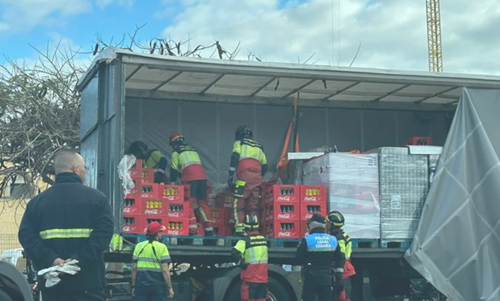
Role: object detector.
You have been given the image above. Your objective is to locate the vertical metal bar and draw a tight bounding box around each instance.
[325,108,330,146]
[360,111,365,151]
[216,102,221,184]
[395,111,400,146]
[113,60,126,233]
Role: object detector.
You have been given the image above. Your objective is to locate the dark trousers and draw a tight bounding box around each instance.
[302,269,333,301]
[241,281,268,301]
[302,282,332,301]
[41,289,106,301]
[134,284,166,301]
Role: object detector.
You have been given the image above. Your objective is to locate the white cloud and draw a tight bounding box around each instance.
[0,0,135,34]
[0,0,92,33]
[161,0,500,75]
[95,0,135,9]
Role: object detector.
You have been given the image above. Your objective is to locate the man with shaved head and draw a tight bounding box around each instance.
[19,149,114,301]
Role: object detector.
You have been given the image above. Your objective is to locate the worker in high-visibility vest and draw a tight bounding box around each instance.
[327,211,355,301]
[131,222,174,300]
[227,125,268,236]
[169,132,213,236]
[231,215,268,301]
[128,140,168,183]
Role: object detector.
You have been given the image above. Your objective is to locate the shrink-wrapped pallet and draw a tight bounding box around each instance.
[303,153,380,239]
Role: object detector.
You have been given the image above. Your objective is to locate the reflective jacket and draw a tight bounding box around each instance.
[144,149,168,173]
[332,230,356,279]
[232,232,268,283]
[230,138,268,175]
[133,240,171,287]
[18,173,114,291]
[170,144,206,182]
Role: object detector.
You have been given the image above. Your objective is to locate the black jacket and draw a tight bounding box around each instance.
[18,173,114,292]
[295,227,345,270]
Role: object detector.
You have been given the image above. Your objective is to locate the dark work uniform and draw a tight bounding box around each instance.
[18,173,114,301]
[295,227,345,301]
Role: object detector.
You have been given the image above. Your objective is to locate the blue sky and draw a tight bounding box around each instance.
[0,1,181,61]
[0,0,499,75]
[0,0,309,63]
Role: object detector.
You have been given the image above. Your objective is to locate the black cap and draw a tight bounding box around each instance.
[308,213,326,224]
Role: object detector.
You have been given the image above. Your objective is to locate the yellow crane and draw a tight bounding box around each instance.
[426,0,443,72]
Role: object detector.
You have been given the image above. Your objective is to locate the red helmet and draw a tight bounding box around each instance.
[169,132,184,145]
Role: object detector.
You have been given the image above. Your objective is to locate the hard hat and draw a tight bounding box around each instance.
[326,211,345,227]
[169,132,184,145]
[145,221,166,235]
[235,125,252,140]
[243,214,259,230]
[307,213,326,225]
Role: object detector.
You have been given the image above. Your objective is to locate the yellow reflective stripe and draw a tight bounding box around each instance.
[39,228,92,240]
[244,245,268,264]
[179,151,202,170]
[137,267,162,272]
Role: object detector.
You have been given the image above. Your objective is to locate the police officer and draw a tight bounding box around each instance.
[18,150,114,301]
[327,211,355,301]
[295,213,345,301]
[169,132,213,236]
[228,126,268,235]
[231,215,268,301]
[128,140,168,183]
[131,222,174,301]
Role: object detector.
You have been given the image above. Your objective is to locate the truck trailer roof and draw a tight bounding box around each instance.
[77,47,500,112]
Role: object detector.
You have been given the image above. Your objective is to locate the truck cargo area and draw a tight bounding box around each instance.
[76,48,500,301]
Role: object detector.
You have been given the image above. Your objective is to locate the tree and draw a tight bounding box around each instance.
[0,28,244,202]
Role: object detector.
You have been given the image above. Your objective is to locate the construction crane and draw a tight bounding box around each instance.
[426,0,443,72]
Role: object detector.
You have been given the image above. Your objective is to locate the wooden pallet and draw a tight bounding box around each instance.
[351,238,379,249]
[380,240,412,249]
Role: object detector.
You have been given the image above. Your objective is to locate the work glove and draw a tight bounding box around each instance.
[227,174,234,187]
[154,172,164,183]
[38,260,81,288]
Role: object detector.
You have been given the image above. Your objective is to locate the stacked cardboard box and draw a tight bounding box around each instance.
[367,147,429,241]
[302,153,381,239]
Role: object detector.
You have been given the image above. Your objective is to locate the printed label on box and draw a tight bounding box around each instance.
[391,194,402,210]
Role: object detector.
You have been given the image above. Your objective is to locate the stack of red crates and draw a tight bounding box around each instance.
[299,185,327,237]
[122,160,191,236]
[263,185,301,238]
[262,184,327,239]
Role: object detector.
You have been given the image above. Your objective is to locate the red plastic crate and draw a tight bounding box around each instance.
[142,198,167,216]
[299,185,327,204]
[144,216,168,230]
[266,220,300,238]
[122,197,141,216]
[209,208,225,225]
[406,136,431,145]
[166,202,190,219]
[129,160,143,178]
[134,183,157,199]
[165,218,189,236]
[263,185,300,204]
[125,180,142,198]
[265,203,300,221]
[157,185,184,202]
[122,216,145,234]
